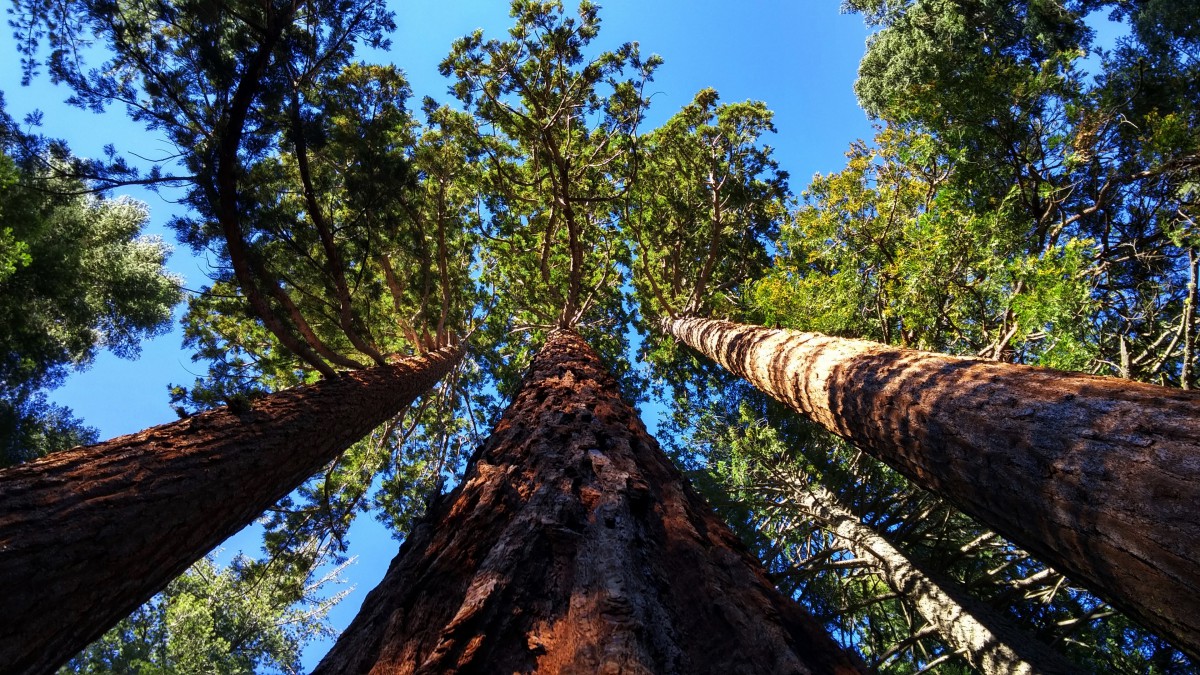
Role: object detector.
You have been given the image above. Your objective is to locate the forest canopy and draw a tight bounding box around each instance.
[2,0,1198,672]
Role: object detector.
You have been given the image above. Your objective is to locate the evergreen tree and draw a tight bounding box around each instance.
[314,330,862,674]
[7,0,1200,670]
[0,101,181,465]
[61,551,349,675]
[661,314,1200,659]
[314,4,860,671]
[0,346,461,673]
[0,0,474,668]
[685,401,1084,673]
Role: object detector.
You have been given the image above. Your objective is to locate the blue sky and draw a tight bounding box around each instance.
[1,1,876,668]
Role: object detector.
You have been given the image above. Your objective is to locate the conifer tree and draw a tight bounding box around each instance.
[0,103,182,466]
[0,0,475,669]
[8,0,1200,670]
[316,4,861,671]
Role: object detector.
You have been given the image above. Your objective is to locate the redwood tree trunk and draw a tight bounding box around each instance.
[774,477,1081,674]
[314,330,863,674]
[0,346,461,674]
[664,316,1200,659]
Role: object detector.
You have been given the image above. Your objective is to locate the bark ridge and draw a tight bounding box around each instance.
[0,346,462,674]
[665,316,1200,659]
[315,330,862,674]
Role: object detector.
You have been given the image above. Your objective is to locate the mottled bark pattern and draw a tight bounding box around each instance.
[791,481,1081,674]
[665,316,1200,658]
[315,330,862,675]
[0,347,462,674]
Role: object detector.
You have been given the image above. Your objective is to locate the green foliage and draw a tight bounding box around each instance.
[0,169,181,394]
[60,553,347,674]
[628,88,788,320]
[846,0,1200,385]
[433,0,660,405]
[0,108,181,464]
[851,0,1090,127]
[13,0,1200,669]
[624,87,789,410]
[442,0,657,333]
[0,391,98,467]
[14,0,489,666]
[751,126,1098,366]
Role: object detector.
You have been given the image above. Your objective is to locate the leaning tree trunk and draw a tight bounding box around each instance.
[0,346,462,674]
[768,474,1082,674]
[663,316,1200,659]
[314,330,864,674]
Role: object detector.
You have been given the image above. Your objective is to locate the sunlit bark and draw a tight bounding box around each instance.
[314,330,863,674]
[665,316,1200,658]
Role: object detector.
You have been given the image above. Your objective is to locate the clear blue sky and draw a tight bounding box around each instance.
[1,1,875,668]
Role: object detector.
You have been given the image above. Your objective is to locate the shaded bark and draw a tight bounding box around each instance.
[773,477,1082,674]
[664,316,1200,659]
[314,330,863,674]
[0,346,462,674]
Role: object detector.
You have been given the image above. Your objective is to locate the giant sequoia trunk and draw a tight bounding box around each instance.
[314,330,863,674]
[664,316,1200,659]
[774,477,1082,674]
[0,346,461,674]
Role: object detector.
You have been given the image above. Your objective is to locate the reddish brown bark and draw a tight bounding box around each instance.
[664,316,1200,659]
[0,346,461,674]
[314,330,863,674]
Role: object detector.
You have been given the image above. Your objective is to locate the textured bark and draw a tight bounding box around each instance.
[664,316,1200,659]
[780,478,1082,674]
[0,346,462,674]
[314,330,863,674]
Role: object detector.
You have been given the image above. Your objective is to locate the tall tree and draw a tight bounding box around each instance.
[4,0,482,667]
[665,381,1188,672]
[621,2,1198,663]
[310,4,864,671]
[722,424,1083,674]
[662,315,1200,659]
[314,329,863,674]
[773,482,1081,674]
[15,0,1198,669]
[0,345,461,673]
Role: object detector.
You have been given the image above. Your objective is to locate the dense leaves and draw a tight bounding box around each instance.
[629,88,788,320]
[843,0,1199,386]
[633,1,1198,670]
[8,0,1200,670]
[0,103,180,465]
[60,553,348,674]
[659,0,1199,670]
[437,0,660,402]
[753,125,1097,368]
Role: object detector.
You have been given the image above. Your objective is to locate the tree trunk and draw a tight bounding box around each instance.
[663,316,1200,660]
[0,346,462,674]
[314,330,863,674]
[772,475,1082,674]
